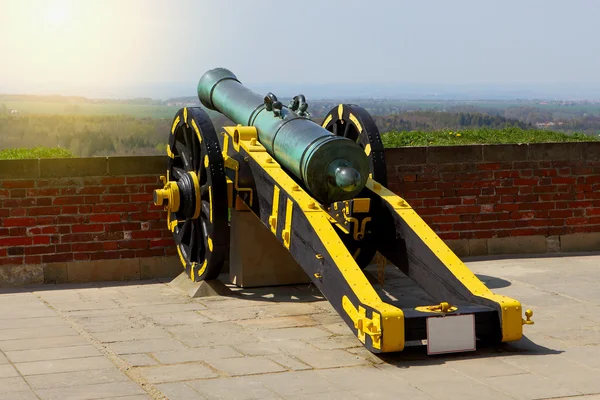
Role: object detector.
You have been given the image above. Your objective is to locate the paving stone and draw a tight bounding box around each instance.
[101,396,153,400]
[254,370,339,397]
[199,303,316,323]
[148,311,213,326]
[233,341,317,357]
[320,322,352,335]
[233,315,317,330]
[0,317,66,330]
[25,368,130,390]
[66,308,138,318]
[36,381,146,400]
[501,354,600,394]
[108,338,187,355]
[413,376,513,400]
[377,362,465,384]
[0,351,7,364]
[35,291,83,304]
[267,354,312,371]
[120,354,158,367]
[255,326,331,342]
[6,345,101,363]
[446,356,529,378]
[482,372,580,400]
[0,335,89,351]
[92,327,168,343]
[0,364,19,377]
[175,331,258,348]
[207,356,287,376]
[167,321,244,337]
[54,300,120,312]
[155,382,207,400]
[288,349,370,369]
[133,302,206,315]
[152,345,242,364]
[345,346,385,365]
[0,325,78,341]
[188,376,282,400]
[0,390,39,400]
[136,363,218,384]
[0,307,56,320]
[76,288,123,302]
[286,392,359,400]
[309,335,363,350]
[560,346,600,369]
[74,316,145,333]
[316,365,413,392]
[0,376,30,393]
[15,356,114,376]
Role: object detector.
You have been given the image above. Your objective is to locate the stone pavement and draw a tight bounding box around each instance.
[0,253,599,400]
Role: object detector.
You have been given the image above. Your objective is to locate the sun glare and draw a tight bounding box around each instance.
[46,4,70,25]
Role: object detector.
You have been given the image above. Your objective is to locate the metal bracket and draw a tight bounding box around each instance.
[326,199,371,240]
[342,296,382,348]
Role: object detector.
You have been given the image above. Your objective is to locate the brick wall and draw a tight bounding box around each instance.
[0,157,180,286]
[1,142,599,286]
[385,142,600,256]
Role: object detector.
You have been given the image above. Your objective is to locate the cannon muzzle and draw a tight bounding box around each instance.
[197,68,369,204]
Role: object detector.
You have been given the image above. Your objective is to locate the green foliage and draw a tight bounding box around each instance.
[381,127,599,147]
[0,146,74,159]
[0,114,171,157]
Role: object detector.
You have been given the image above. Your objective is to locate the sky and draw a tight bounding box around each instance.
[0,0,599,99]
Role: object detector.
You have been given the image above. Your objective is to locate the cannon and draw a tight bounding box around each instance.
[153,68,533,354]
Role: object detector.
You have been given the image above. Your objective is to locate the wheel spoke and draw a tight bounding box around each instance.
[194,219,206,259]
[189,219,198,260]
[173,167,186,179]
[176,219,192,244]
[343,121,351,138]
[332,122,339,135]
[200,183,209,199]
[175,141,192,170]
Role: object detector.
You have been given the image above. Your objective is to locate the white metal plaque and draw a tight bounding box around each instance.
[426,314,476,355]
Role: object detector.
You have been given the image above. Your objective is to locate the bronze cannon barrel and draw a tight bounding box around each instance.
[197,68,369,204]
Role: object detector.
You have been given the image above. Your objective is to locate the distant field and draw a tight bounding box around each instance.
[382,127,599,147]
[2,101,182,119]
[0,146,74,159]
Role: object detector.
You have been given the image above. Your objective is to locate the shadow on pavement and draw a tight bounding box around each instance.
[476,274,512,289]
[377,335,562,367]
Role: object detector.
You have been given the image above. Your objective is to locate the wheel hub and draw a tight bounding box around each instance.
[154,171,201,219]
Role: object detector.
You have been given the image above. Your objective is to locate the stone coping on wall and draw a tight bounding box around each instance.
[0,156,167,179]
[384,141,600,165]
[1,141,599,180]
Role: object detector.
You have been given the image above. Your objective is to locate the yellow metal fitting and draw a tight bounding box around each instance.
[307,201,317,209]
[250,138,257,146]
[415,302,458,313]
[153,181,180,213]
[523,309,534,325]
[352,198,371,213]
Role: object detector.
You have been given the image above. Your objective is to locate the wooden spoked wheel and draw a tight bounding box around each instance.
[322,104,387,269]
[155,107,229,281]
